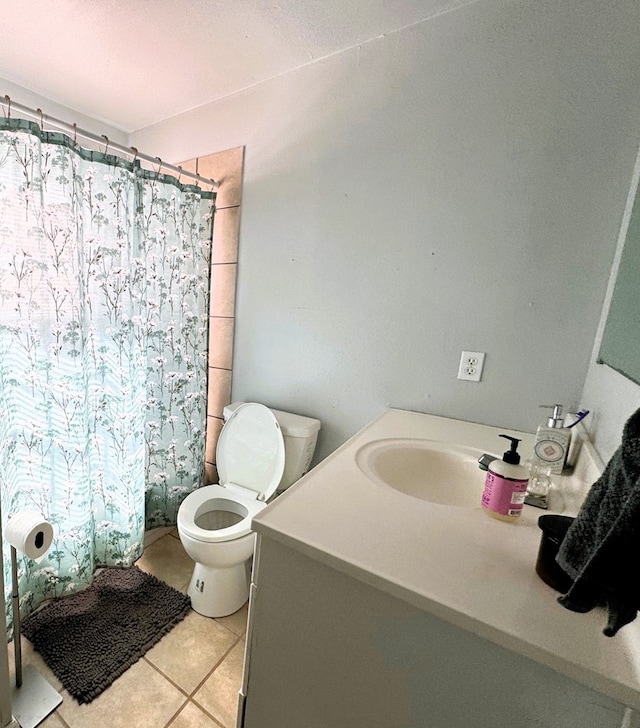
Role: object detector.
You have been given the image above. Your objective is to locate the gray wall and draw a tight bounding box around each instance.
[129,0,640,463]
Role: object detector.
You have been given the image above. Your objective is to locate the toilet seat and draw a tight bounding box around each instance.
[177,484,265,542]
[178,403,285,544]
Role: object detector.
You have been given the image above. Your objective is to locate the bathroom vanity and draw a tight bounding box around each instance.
[237,409,640,728]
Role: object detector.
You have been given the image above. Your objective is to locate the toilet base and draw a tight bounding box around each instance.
[187,560,251,617]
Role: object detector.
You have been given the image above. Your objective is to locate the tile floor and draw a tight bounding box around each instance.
[10,530,247,728]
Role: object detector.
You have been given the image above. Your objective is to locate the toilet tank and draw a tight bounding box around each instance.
[223,402,321,492]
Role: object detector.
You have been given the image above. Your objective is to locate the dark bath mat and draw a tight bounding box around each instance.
[21,565,191,704]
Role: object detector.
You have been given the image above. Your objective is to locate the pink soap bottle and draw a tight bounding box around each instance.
[481,435,529,522]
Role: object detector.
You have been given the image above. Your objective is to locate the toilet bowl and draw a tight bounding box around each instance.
[177,402,320,617]
[178,402,285,617]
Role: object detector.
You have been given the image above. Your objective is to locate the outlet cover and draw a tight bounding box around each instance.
[457,351,485,382]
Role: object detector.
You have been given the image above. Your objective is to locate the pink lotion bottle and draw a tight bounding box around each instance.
[481,435,529,522]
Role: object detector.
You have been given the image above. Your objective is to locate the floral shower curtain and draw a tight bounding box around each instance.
[0,119,214,625]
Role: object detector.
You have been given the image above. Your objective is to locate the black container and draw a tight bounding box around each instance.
[535,515,575,594]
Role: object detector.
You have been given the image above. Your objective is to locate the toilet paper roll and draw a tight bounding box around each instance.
[5,511,54,561]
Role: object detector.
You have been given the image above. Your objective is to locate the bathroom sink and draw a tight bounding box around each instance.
[355,438,487,507]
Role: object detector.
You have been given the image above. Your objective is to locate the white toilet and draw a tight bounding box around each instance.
[177,402,320,617]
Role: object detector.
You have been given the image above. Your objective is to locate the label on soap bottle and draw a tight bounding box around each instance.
[533,435,568,474]
[481,471,528,518]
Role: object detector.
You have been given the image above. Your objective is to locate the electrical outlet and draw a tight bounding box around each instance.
[457,351,485,382]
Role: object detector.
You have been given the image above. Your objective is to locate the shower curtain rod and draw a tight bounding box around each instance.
[1,94,219,189]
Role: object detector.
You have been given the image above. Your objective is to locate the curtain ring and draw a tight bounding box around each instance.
[102,135,109,155]
[130,146,139,165]
[72,123,78,145]
[154,157,162,180]
[37,108,44,131]
[177,166,183,183]
[4,95,10,119]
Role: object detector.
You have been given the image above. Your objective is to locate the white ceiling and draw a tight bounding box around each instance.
[0,0,475,133]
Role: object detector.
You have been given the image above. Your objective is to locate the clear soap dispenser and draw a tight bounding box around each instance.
[532,404,571,475]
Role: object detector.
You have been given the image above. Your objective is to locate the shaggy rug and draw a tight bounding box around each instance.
[21,565,191,704]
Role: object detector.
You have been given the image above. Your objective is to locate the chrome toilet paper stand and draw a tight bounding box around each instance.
[10,544,62,728]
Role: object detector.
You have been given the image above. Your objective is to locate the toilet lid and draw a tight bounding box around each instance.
[216,402,285,501]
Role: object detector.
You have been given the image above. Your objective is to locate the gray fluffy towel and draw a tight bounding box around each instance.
[556,406,640,636]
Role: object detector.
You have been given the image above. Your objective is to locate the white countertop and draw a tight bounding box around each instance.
[253,408,640,710]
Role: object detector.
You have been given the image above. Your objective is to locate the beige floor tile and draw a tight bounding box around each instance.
[144,526,174,547]
[38,711,67,728]
[145,610,237,693]
[215,602,248,636]
[193,639,245,728]
[170,700,222,728]
[136,532,194,593]
[12,532,250,728]
[55,657,187,728]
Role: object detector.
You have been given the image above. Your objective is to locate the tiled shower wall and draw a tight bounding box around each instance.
[181,147,244,485]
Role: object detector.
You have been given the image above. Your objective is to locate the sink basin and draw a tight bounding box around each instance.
[355,438,487,507]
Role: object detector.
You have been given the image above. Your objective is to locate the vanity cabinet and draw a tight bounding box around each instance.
[239,535,627,728]
[236,409,640,728]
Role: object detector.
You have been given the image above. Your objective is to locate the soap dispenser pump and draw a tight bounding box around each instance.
[481,435,529,522]
[532,404,571,475]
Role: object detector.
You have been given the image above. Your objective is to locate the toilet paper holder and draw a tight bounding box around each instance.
[5,512,62,727]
